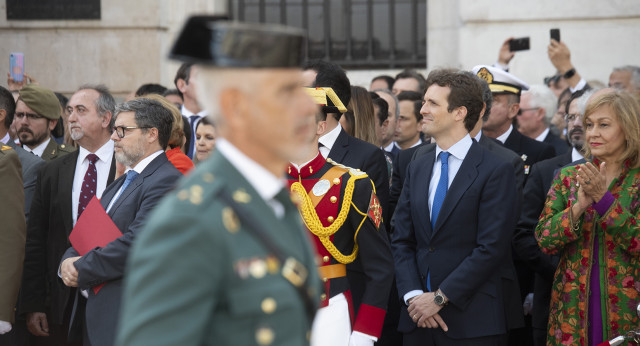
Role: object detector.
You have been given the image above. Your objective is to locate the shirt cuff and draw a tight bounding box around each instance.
[570,78,587,94]
[593,191,614,216]
[403,290,424,305]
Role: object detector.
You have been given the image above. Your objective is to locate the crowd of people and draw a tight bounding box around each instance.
[1,15,640,346]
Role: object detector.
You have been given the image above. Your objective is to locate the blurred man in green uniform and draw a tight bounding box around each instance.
[116,17,322,346]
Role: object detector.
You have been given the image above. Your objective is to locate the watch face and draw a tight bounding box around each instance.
[434,294,444,305]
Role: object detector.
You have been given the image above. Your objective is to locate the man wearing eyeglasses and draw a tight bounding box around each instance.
[20,85,116,346]
[518,85,570,156]
[14,85,74,161]
[59,97,182,346]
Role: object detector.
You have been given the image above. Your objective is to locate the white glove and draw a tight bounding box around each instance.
[348,331,375,346]
[523,292,534,316]
[0,320,12,334]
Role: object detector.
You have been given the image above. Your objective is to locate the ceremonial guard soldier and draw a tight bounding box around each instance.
[286,87,394,346]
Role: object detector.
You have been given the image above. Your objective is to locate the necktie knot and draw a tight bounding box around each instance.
[87,153,99,165]
[439,151,450,165]
[125,170,139,184]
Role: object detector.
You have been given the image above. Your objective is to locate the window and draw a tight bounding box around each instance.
[229,0,427,69]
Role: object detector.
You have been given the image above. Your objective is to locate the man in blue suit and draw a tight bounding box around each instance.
[59,98,182,346]
[391,70,518,345]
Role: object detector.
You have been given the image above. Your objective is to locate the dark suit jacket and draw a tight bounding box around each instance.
[20,150,115,324]
[62,153,181,346]
[389,143,428,220]
[392,141,518,339]
[543,131,570,156]
[504,129,556,175]
[512,150,573,330]
[6,140,45,219]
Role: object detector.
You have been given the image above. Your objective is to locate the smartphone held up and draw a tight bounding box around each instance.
[10,52,24,82]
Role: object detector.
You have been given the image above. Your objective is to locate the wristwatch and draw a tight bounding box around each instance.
[434,289,448,307]
[563,68,576,79]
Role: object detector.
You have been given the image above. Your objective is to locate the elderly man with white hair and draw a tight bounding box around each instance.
[519,85,570,155]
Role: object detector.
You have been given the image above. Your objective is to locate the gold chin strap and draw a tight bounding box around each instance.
[305,87,348,113]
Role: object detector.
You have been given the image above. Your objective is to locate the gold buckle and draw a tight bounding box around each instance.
[282,257,308,287]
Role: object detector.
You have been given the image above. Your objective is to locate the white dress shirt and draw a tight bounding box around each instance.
[495,124,513,144]
[72,140,115,225]
[22,137,51,157]
[536,128,550,142]
[216,138,286,218]
[318,123,342,158]
[383,141,396,152]
[572,147,584,162]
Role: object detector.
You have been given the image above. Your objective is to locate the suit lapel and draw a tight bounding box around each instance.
[412,152,435,237]
[327,128,349,164]
[107,155,116,185]
[60,151,80,233]
[432,142,482,235]
[504,129,523,154]
[41,137,58,161]
[106,154,167,216]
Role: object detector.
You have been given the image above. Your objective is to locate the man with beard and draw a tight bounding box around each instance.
[59,97,181,346]
[14,85,74,161]
[20,85,117,345]
[512,88,594,346]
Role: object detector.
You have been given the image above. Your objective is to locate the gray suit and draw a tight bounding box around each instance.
[62,153,181,346]
[4,140,45,219]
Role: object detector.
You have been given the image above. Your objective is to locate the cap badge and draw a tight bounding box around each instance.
[477,67,494,83]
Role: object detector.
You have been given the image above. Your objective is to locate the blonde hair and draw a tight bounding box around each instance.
[347,86,377,145]
[583,90,640,168]
[137,94,184,149]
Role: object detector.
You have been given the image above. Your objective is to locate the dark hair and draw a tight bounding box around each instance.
[0,86,16,128]
[428,70,484,132]
[371,75,395,90]
[77,84,117,128]
[413,100,423,124]
[135,83,168,97]
[303,60,351,117]
[163,89,183,100]
[564,88,589,115]
[114,98,173,149]
[395,69,427,93]
[197,116,213,129]
[455,71,492,122]
[425,68,459,90]
[397,90,423,122]
[370,92,389,127]
[173,63,193,99]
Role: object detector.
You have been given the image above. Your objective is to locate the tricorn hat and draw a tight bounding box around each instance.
[169,16,306,68]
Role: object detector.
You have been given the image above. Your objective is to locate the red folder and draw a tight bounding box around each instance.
[69,196,122,294]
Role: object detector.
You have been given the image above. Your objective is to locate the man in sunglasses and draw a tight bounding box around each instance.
[14,84,74,161]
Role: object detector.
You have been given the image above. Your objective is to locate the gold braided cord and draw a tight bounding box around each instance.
[290,171,367,264]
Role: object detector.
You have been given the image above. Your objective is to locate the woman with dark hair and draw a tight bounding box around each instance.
[536,90,640,345]
[194,116,216,163]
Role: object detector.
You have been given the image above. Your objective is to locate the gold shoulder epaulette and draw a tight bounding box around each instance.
[325,158,368,178]
[1,145,11,151]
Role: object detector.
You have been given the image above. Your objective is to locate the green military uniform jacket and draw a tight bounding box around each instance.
[0,147,26,323]
[117,151,321,346]
[40,137,75,161]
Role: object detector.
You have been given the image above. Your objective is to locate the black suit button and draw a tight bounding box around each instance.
[428,247,435,252]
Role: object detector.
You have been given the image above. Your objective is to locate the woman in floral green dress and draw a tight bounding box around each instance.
[536,90,640,345]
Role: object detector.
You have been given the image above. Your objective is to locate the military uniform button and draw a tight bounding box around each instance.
[320,293,327,301]
[261,297,277,314]
[333,178,340,185]
[330,196,337,203]
[327,216,334,223]
[323,256,330,263]
[323,277,328,283]
[256,327,275,345]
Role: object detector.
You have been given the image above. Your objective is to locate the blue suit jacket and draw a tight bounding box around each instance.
[63,153,181,346]
[391,141,518,339]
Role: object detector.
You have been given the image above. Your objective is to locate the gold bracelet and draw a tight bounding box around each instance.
[568,204,580,232]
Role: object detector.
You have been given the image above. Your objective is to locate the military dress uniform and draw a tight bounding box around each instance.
[117,150,321,346]
[286,153,394,343]
[40,137,75,161]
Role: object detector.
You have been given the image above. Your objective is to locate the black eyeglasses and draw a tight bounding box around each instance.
[517,107,539,116]
[15,112,44,120]
[113,126,150,138]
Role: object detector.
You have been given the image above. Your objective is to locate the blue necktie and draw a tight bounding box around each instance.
[426,152,449,292]
[187,115,199,159]
[431,152,450,229]
[108,170,139,212]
